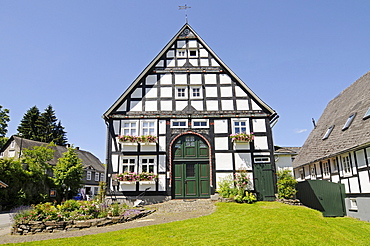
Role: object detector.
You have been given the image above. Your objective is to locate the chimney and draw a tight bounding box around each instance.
[76,147,80,150]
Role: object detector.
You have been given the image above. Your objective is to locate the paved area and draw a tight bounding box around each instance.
[0,199,216,244]
[0,212,13,237]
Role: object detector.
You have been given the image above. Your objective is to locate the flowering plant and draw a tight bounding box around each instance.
[139,135,158,143]
[118,135,140,143]
[229,132,254,142]
[234,171,252,190]
[117,172,139,182]
[139,172,158,181]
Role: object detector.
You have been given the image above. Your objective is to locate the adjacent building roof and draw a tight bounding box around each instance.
[2,136,105,172]
[293,72,370,168]
[274,146,301,155]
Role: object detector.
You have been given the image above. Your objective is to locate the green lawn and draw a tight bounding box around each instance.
[9,202,370,246]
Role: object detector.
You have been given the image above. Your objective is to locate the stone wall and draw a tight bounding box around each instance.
[12,209,155,235]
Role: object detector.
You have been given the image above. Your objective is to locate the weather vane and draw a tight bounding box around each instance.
[179,4,191,23]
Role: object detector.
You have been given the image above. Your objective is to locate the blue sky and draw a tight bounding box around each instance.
[1,1,369,162]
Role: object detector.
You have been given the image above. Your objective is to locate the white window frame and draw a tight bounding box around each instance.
[177,49,187,57]
[232,119,250,134]
[176,87,187,98]
[192,119,209,128]
[171,119,188,128]
[190,86,202,98]
[141,120,157,136]
[331,158,338,172]
[139,156,156,174]
[86,171,91,181]
[121,120,139,136]
[349,198,358,211]
[10,141,15,149]
[342,113,356,131]
[100,173,105,182]
[254,157,270,163]
[311,165,316,178]
[342,155,351,174]
[322,125,334,140]
[363,107,370,120]
[323,161,330,177]
[122,157,137,173]
[95,172,100,181]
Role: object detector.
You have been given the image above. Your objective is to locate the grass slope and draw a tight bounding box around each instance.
[10,202,370,246]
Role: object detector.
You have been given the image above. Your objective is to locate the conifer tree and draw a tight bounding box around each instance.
[0,105,10,148]
[53,121,67,146]
[37,105,58,143]
[17,106,41,140]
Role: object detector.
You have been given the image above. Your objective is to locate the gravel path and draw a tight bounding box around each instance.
[0,199,216,245]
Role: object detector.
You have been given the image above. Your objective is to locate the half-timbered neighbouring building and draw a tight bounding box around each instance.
[103,24,278,201]
[293,72,370,221]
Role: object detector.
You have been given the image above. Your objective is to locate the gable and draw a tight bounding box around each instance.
[104,24,276,120]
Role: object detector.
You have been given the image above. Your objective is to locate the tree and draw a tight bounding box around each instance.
[0,105,10,148]
[53,146,83,200]
[17,105,68,145]
[21,143,56,204]
[17,106,41,141]
[277,169,298,199]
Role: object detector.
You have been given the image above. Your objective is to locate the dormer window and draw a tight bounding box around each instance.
[323,125,334,140]
[342,113,356,130]
[364,107,370,120]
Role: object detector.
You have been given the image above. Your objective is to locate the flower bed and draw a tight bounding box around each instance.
[10,200,155,235]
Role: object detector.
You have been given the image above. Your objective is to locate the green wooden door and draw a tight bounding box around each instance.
[173,135,210,199]
[253,163,276,201]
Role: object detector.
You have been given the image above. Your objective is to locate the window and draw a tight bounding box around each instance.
[322,125,334,140]
[192,119,208,128]
[342,155,351,174]
[122,158,136,173]
[142,121,155,135]
[311,165,316,178]
[86,171,91,180]
[234,121,248,134]
[254,157,270,163]
[323,162,330,176]
[100,173,105,182]
[192,87,201,97]
[171,119,188,128]
[332,158,338,172]
[95,172,100,181]
[189,50,197,57]
[342,113,356,130]
[140,157,155,173]
[299,169,304,180]
[0,152,3,158]
[10,141,15,149]
[8,150,15,158]
[177,87,186,98]
[122,121,137,135]
[177,50,186,57]
[350,198,358,211]
[364,107,370,120]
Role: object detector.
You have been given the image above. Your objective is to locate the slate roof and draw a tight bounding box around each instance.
[274,146,301,155]
[293,72,370,168]
[10,136,104,172]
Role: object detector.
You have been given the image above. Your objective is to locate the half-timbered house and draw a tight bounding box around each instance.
[293,72,370,221]
[103,24,278,201]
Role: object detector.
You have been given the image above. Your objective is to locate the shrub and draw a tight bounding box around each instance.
[276,169,298,199]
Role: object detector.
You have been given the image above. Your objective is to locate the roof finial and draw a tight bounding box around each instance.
[179,4,191,23]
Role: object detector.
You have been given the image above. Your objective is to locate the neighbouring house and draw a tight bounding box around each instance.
[103,24,279,201]
[0,135,105,198]
[274,146,300,172]
[293,71,370,221]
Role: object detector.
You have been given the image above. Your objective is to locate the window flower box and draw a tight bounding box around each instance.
[119,181,137,185]
[118,135,157,144]
[139,180,156,185]
[230,132,254,143]
[117,172,139,182]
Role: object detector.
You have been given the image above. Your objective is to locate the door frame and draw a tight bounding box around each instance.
[169,131,213,198]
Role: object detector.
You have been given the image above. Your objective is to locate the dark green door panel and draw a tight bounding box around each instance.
[253,163,275,201]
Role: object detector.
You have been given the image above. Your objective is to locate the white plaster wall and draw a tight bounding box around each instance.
[211,59,219,67]
[146,75,158,85]
[235,86,247,97]
[160,101,172,111]
[190,74,202,84]
[155,60,164,67]
[236,100,249,110]
[234,153,252,170]
[158,120,166,135]
[145,101,157,111]
[254,136,268,150]
[251,101,262,110]
[349,177,360,193]
[175,74,187,84]
[205,87,217,97]
[166,59,175,67]
[204,74,217,84]
[177,59,186,67]
[177,40,186,48]
[206,100,219,111]
[331,174,340,183]
[131,88,142,98]
[220,74,231,84]
[214,119,228,133]
[342,179,350,193]
[252,119,266,132]
[160,87,172,97]
[200,59,209,66]
[188,40,197,48]
[220,87,232,97]
[130,101,142,111]
[275,155,293,170]
[215,153,233,170]
[145,88,157,98]
[356,149,367,168]
[199,49,208,57]
[159,136,166,151]
[191,101,203,111]
[117,101,127,111]
[359,171,370,192]
[158,174,166,191]
[215,173,233,190]
[160,74,172,85]
[214,137,229,150]
[189,59,198,66]
[221,100,234,110]
[113,120,120,135]
[158,155,166,172]
[166,50,175,58]
[176,101,187,111]
[111,154,119,173]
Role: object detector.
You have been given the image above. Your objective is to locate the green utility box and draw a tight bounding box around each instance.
[296,180,346,217]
